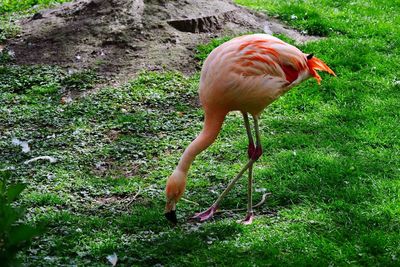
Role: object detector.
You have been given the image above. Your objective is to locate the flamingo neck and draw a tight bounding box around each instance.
[176,109,227,175]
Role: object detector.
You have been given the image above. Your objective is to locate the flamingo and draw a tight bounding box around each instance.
[165,34,335,224]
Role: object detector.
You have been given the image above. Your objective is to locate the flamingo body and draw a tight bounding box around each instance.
[200,34,315,116]
[165,34,335,224]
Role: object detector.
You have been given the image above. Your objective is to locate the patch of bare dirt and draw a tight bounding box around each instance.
[93,158,142,178]
[6,0,320,84]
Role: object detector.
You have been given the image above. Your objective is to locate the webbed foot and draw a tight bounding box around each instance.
[238,212,254,225]
[192,205,218,222]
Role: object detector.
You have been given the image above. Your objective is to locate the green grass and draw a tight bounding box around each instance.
[1,0,399,266]
[0,0,68,14]
[0,0,68,43]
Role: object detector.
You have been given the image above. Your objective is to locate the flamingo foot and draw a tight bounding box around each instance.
[239,212,254,225]
[192,205,218,222]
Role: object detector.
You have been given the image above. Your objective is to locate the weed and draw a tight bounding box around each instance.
[0,171,44,266]
[61,70,99,92]
[0,0,69,14]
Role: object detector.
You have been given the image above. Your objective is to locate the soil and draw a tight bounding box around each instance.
[6,0,320,84]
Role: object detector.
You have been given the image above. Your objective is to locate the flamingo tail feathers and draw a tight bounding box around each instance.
[307,56,336,84]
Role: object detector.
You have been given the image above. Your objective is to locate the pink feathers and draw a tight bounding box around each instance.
[165,34,336,224]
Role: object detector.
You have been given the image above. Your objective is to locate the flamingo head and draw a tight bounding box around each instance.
[165,170,186,224]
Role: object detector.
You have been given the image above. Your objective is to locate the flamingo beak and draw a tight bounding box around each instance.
[165,200,177,224]
[165,210,177,224]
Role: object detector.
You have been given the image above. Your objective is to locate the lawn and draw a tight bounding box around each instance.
[1,0,399,266]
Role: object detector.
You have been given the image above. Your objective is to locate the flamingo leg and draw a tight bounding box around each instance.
[240,164,254,224]
[251,116,263,164]
[241,113,255,224]
[243,112,255,157]
[192,159,255,221]
[193,113,260,222]
[241,115,262,224]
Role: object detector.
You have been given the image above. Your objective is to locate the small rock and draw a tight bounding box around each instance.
[24,156,57,165]
[32,12,43,20]
[60,96,73,104]
[12,138,30,153]
[107,253,118,266]
[263,24,272,34]
[7,50,15,58]
[107,130,120,140]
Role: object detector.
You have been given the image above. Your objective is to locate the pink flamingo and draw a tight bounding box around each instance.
[165,34,335,224]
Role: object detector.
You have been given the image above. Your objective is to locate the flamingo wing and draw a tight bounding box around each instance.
[233,34,309,85]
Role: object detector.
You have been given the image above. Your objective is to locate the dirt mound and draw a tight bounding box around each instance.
[6,0,320,83]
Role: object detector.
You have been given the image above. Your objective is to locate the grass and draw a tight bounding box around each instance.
[1,0,399,266]
[0,0,69,14]
[0,0,68,42]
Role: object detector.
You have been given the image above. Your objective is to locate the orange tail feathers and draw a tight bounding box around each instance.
[307,56,336,84]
